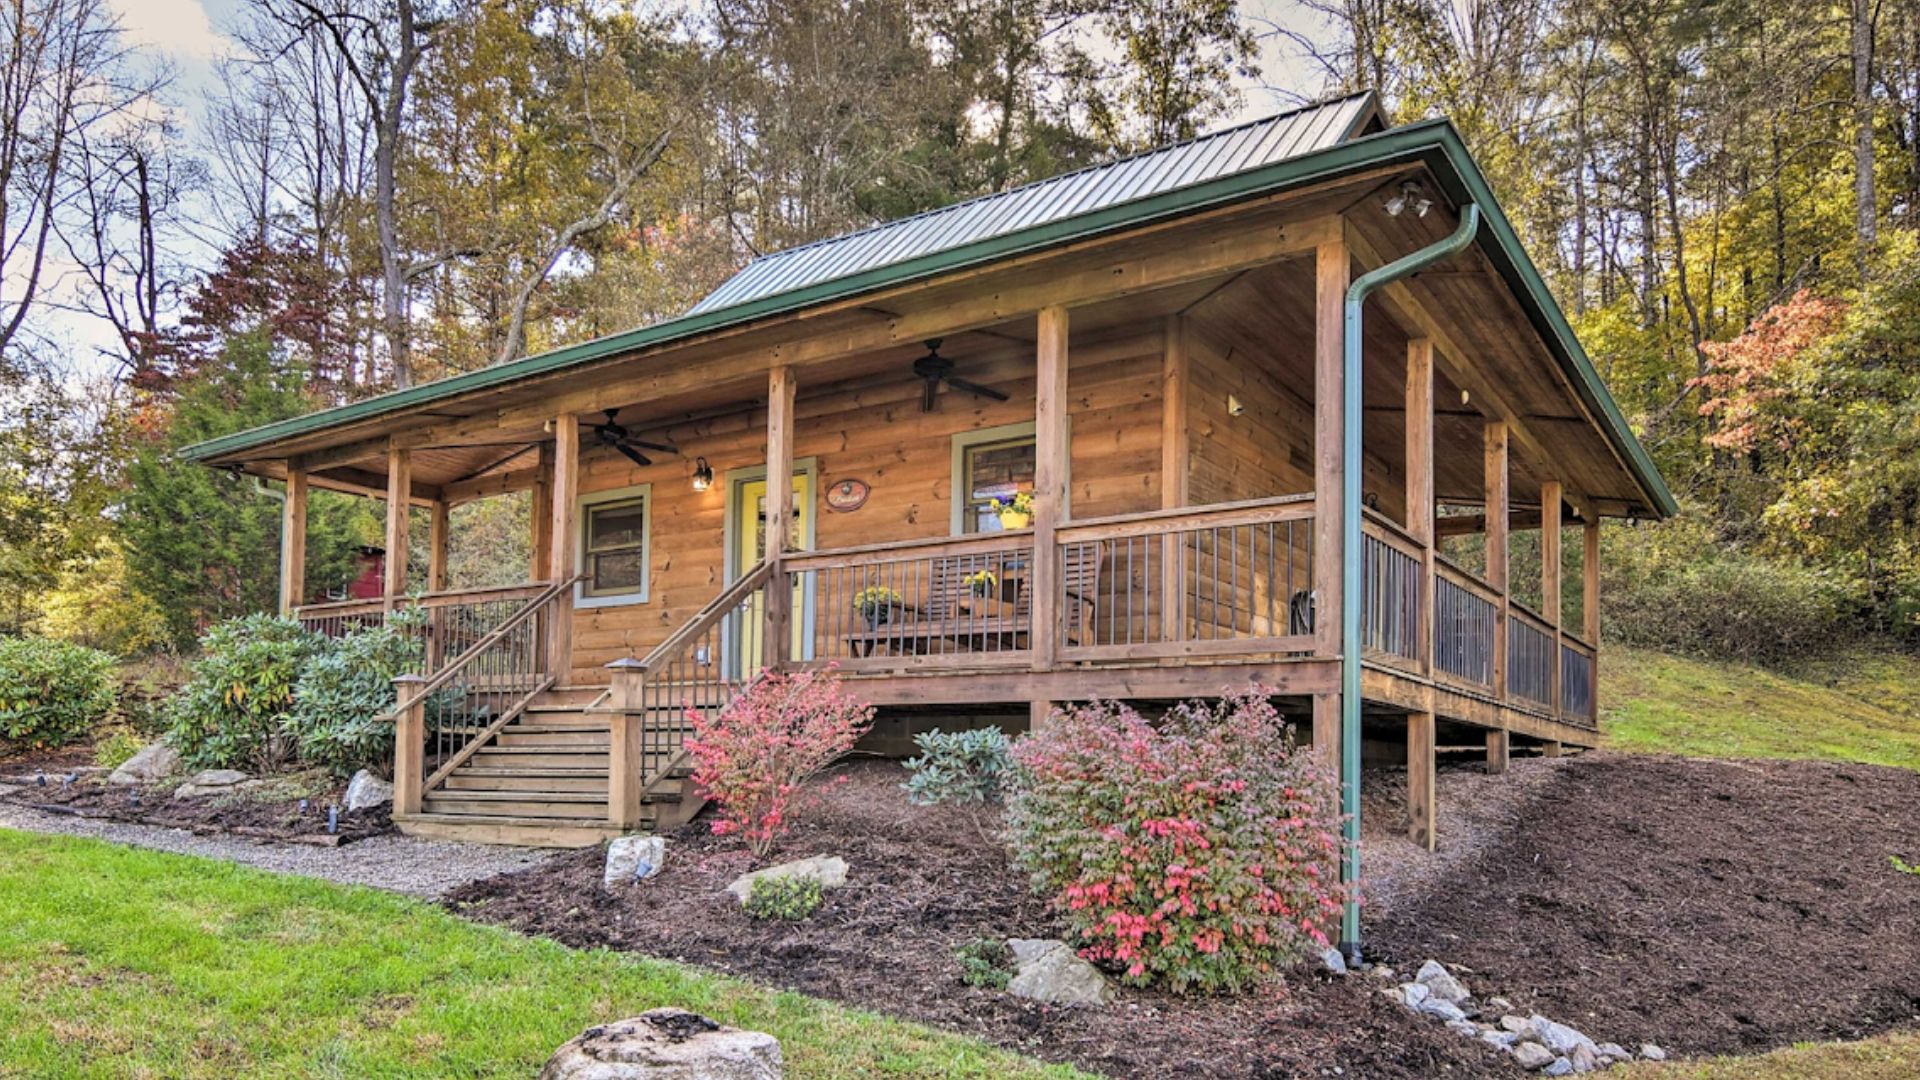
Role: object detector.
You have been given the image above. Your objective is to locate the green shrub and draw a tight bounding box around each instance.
[93,729,145,770]
[167,615,325,772]
[1603,515,1853,665]
[742,875,824,920]
[903,727,1013,805]
[1007,692,1346,993]
[286,619,424,777]
[954,938,1014,989]
[0,637,118,750]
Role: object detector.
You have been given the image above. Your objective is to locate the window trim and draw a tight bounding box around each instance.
[575,482,652,608]
[949,421,1069,535]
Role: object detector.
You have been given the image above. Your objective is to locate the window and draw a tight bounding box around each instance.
[578,485,651,604]
[957,430,1037,534]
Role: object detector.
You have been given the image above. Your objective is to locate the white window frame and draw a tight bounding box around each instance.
[575,482,652,608]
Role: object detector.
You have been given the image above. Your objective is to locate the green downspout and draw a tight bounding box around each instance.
[1339,203,1481,963]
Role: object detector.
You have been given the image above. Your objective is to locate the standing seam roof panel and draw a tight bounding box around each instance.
[687,93,1374,316]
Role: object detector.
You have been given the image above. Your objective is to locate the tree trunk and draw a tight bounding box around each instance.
[1855,0,1879,270]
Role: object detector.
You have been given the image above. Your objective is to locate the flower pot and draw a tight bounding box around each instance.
[997,510,1032,530]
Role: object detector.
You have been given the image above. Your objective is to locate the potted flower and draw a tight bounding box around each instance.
[852,585,904,629]
[991,491,1034,530]
[959,568,1004,616]
[964,569,998,598]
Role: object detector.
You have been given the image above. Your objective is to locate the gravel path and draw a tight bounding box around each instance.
[0,794,559,897]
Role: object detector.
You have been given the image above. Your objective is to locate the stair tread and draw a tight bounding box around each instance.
[397,811,628,829]
[458,766,611,777]
[428,789,606,803]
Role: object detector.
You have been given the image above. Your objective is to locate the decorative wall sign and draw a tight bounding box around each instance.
[825,478,870,512]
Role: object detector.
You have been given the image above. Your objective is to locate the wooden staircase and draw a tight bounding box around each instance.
[395,685,707,848]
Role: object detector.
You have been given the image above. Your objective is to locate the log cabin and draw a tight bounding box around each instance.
[183,93,1675,902]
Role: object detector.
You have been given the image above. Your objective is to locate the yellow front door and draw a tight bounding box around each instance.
[733,472,811,672]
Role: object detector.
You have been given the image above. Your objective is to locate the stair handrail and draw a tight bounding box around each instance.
[629,558,776,676]
[392,574,580,717]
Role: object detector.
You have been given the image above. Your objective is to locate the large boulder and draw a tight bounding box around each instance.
[108,740,180,786]
[725,856,847,903]
[1414,959,1471,1005]
[538,1008,781,1080]
[174,769,250,799]
[344,770,394,811]
[1511,1042,1556,1071]
[1005,938,1114,1006]
[605,836,667,888]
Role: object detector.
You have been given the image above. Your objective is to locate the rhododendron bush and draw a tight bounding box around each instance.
[686,668,874,857]
[1006,693,1345,993]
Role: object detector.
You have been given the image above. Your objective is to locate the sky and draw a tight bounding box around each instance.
[38,0,1331,375]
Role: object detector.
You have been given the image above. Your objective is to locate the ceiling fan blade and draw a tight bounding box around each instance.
[946,376,1010,402]
[627,439,678,454]
[922,374,940,412]
[613,442,652,468]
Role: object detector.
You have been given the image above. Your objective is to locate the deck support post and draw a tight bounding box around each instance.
[1542,480,1562,718]
[1159,315,1189,644]
[1484,421,1509,699]
[1485,728,1510,774]
[383,445,412,610]
[1311,692,1340,777]
[1408,711,1436,850]
[1584,519,1601,724]
[279,467,308,616]
[1029,698,1054,734]
[548,414,580,680]
[764,366,797,669]
[392,674,426,817]
[1405,338,1435,674]
[1541,740,1564,758]
[606,658,646,829]
[1031,305,1069,671]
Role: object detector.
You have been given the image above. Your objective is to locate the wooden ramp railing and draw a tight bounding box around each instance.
[390,577,577,814]
[601,559,778,828]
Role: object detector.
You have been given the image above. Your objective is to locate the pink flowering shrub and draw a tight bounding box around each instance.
[685,668,874,857]
[1006,692,1346,993]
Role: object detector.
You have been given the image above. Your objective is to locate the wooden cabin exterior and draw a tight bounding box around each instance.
[185,93,1674,848]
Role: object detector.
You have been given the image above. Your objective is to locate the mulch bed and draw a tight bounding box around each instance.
[1,763,393,846]
[446,759,1512,1079]
[1370,752,1920,1058]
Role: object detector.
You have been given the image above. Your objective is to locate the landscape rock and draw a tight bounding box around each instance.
[1399,982,1431,1008]
[1569,1043,1599,1073]
[1640,1044,1667,1062]
[538,1008,781,1080]
[1379,986,1405,1005]
[1415,959,1471,1004]
[1499,1015,1531,1034]
[1596,1043,1632,1063]
[344,770,393,811]
[1542,1057,1574,1077]
[1529,1015,1598,1057]
[108,740,179,785]
[1005,939,1114,1006]
[1487,996,1514,1013]
[1511,1041,1556,1070]
[1370,965,1397,981]
[725,856,847,902]
[174,769,250,799]
[1416,997,1468,1023]
[1481,1029,1520,1049]
[605,836,667,888]
[1445,1019,1480,1038]
[1320,947,1348,975]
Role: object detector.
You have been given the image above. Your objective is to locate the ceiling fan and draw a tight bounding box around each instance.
[912,338,1009,412]
[590,409,678,468]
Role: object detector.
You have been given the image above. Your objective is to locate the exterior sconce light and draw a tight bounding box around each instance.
[1227,393,1245,417]
[691,457,713,492]
[694,643,713,667]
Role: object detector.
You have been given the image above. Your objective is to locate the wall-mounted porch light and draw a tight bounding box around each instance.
[693,643,713,667]
[691,456,713,492]
[1384,179,1433,219]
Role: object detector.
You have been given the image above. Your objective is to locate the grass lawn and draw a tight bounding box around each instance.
[1601,645,1920,771]
[1626,1032,1920,1080]
[0,829,1089,1080]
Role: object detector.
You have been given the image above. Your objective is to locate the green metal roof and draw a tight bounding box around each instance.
[180,104,1675,518]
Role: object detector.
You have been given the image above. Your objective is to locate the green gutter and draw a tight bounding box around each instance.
[1339,204,1483,964]
[180,121,1675,518]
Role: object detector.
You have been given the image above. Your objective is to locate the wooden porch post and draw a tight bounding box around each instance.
[279,467,308,616]
[548,414,579,680]
[392,673,426,816]
[606,657,645,828]
[1408,710,1436,850]
[1159,315,1189,644]
[1541,480,1563,719]
[1585,518,1601,723]
[383,445,412,608]
[1032,305,1069,671]
[1405,338,1435,673]
[530,442,555,581]
[427,500,450,593]
[1483,421,1508,698]
[764,365,796,668]
[1312,238,1347,776]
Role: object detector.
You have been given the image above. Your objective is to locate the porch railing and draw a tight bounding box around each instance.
[1433,555,1497,690]
[294,582,553,677]
[784,532,1037,670]
[1361,510,1424,668]
[1053,496,1315,661]
[1560,634,1597,728]
[1506,603,1556,710]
